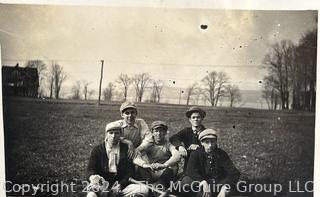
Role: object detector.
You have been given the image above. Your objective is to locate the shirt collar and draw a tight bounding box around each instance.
[122,120,138,129]
[192,126,201,134]
[105,141,120,152]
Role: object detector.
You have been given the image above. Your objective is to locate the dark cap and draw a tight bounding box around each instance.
[186,107,206,118]
[151,121,168,130]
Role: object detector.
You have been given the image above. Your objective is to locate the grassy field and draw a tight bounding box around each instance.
[2,98,315,196]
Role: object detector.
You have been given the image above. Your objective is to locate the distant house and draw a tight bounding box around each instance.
[2,64,39,97]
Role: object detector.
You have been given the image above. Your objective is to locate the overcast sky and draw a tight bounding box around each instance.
[0,4,317,93]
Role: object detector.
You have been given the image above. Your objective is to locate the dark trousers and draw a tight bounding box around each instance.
[179,176,224,197]
[137,167,175,189]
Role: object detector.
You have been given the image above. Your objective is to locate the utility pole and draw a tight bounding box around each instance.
[98,60,104,105]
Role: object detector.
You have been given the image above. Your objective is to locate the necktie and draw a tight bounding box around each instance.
[194,129,200,140]
[109,153,118,174]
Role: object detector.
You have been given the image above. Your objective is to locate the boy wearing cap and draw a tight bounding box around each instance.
[169,106,206,171]
[135,121,181,190]
[181,129,240,197]
[113,101,153,154]
[86,121,149,197]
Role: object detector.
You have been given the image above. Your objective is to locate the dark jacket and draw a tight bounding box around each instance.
[169,125,205,150]
[186,147,240,186]
[169,126,205,170]
[86,142,135,189]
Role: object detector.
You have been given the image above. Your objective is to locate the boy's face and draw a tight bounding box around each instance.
[188,112,203,127]
[201,138,217,153]
[106,129,121,146]
[152,127,167,144]
[121,108,137,124]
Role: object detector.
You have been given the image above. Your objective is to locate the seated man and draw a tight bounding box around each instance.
[134,121,181,190]
[86,121,149,197]
[181,129,240,197]
[113,101,153,155]
[169,107,206,171]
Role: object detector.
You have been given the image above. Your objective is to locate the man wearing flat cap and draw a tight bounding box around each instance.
[86,121,149,197]
[181,129,240,197]
[135,121,181,190]
[169,106,206,171]
[113,101,153,155]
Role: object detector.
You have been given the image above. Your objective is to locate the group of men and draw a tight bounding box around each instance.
[86,101,240,197]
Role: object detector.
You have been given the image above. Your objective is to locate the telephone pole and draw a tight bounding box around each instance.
[98,60,104,105]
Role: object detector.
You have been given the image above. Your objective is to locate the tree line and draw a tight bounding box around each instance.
[99,71,242,107]
[261,28,317,111]
[23,60,242,107]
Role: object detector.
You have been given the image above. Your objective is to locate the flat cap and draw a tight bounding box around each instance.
[198,129,218,141]
[120,101,137,113]
[151,120,168,130]
[106,121,122,132]
[186,106,206,118]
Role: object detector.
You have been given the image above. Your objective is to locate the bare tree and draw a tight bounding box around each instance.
[47,63,67,99]
[226,84,241,107]
[261,75,280,110]
[185,83,198,105]
[82,81,90,100]
[117,74,131,101]
[133,73,151,102]
[263,40,295,110]
[25,60,47,97]
[54,64,67,99]
[47,62,54,99]
[102,88,108,101]
[88,90,95,100]
[294,29,317,111]
[202,71,229,106]
[103,82,115,102]
[195,88,205,105]
[71,81,81,100]
[262,87,271,110]
[150,80,164,103]
[263,32,317,112]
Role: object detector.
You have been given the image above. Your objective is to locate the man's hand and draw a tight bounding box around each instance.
[178,146,187,157]
[88,175,108,192]
[150,163,167,171]
[217,185,229,197]
[110,183,122,197]
[187,144,199,151]
[199,180,210,197]
[89,175,105,184]
[142,163,152,169]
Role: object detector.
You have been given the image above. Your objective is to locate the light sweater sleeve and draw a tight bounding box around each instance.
[163,143,181,167]
[138,119,153,143]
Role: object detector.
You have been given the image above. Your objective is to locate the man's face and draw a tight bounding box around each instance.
[121,108,137,124]
[201,138,217,153]
[188,112,203,127]
[106,129,121,146]
[152,127,167,144]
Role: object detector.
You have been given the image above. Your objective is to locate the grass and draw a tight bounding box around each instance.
[2,98,315,196]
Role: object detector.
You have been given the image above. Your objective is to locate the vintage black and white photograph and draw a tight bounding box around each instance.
[0,1,317,197]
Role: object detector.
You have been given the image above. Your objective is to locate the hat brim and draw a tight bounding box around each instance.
[200,135,217,141]
[186,110,206,118]
[106,127,122,132]
[152,125,168,130]
[121,106,137,112]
